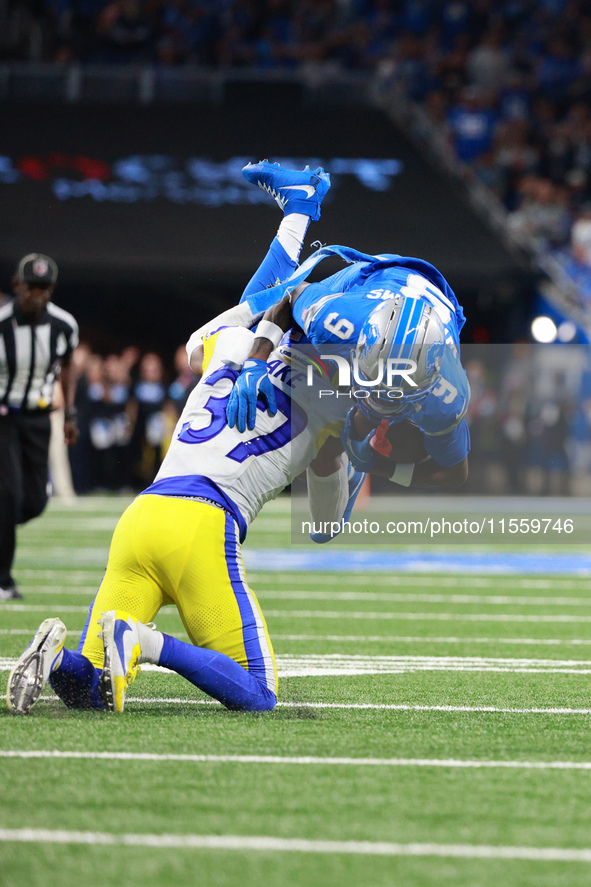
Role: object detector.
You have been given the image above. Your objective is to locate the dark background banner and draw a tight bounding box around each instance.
[0,96,531,350]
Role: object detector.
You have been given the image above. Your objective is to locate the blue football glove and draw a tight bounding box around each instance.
[340,407,379,473]
[226,358,277,433]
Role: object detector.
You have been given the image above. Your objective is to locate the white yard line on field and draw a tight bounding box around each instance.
[34,695,591,715]
[4,749,591,771]
[257,590,591,607]
[274,635,591,646]
[264,610,591,623]
[0,654,591,678]
[16,570,102,580]
[6,604,591,623]
[1,829,591,862]
[18,587,100,596]
[16,569,591,591]
[4,628,591,648]
[248,573,591,590]
[13,587,591,605]
[7,653,591,676]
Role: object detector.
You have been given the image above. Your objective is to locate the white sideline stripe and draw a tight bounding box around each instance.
[17,547,107,556]
[4,749,591,772]
[8,653,591,677]
[275,635,591,646]
[2,829,591,862]
[6,605,591,623]
[265,611,591,623]
[259,591,591,607]
[0,629,84,637]
[36,695,591,715]
[18,587,99,596]
[4,629,591,648]
[249,573,591,590]
[18,568,101,585]
[16,570,591,590]
[16,588,591,606]
[5,629,591,648]
[0,605,92,613]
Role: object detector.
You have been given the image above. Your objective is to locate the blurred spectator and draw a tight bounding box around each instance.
[466,28,510,93]
[508,175,571,249]
[84,353,134,491]
[129,351,168,488]
[168,343,198,414]
[95,0,156,62]
[69,343,197,493]
[447,87,498,163]
[571,205,591,266]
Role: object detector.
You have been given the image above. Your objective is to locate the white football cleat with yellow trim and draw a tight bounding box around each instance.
[99,610,142,713]
[7,617,67,715]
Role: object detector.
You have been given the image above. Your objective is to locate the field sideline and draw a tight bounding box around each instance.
[2,495,591,887]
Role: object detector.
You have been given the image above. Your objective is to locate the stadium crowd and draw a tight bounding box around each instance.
[3,0,591,295]
[67,342,197,493]
[464,346,591,496]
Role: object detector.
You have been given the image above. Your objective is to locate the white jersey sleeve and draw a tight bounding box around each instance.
[148,326,329,537]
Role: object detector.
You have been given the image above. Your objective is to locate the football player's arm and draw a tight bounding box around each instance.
[360,446,468,488]
[226,291,306,432]
[306,435,349,538]
[342,410,469,488]
[393,454,468,488]
[185,301,264,375]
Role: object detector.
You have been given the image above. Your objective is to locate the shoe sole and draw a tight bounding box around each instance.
[99,611,117,713]
[6,618,67,715]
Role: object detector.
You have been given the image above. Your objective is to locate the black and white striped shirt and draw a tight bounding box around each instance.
[0,300,79,411]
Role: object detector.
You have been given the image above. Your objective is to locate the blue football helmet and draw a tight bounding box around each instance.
[352,295,445,421]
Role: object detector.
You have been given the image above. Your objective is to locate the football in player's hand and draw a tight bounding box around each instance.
[351,407,427,463]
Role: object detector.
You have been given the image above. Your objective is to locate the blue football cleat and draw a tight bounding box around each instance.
[310,462,366,543]
[242,160,331,221]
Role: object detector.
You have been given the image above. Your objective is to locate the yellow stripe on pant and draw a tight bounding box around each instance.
[80,494,277,695]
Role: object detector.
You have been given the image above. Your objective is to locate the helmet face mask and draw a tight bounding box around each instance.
[351,294,445,422]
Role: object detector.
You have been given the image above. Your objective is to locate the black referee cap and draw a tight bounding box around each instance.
[15,253,58,286]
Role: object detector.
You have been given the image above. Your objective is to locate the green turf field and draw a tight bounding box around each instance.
[2,495,591,887]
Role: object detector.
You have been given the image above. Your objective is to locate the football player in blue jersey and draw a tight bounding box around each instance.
[225,160,470,494]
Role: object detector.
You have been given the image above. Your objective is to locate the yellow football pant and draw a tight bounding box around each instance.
[79,494,277,695]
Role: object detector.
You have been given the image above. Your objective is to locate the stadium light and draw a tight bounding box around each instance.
[557,320,577,342]
[531,316,557,343]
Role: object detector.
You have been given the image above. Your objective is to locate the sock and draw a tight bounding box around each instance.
[49,648,104,710]
[137,621,164,663]
[276,213,311,262]
[241,214,311,299]
[157,633,276,712]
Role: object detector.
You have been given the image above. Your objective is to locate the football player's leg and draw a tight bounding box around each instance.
[50,496,166,710]
[241,162,330,299]
[307,433,367,543]
[126,499,277,711]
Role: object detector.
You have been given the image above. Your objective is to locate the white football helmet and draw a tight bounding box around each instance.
[352,294,445,420]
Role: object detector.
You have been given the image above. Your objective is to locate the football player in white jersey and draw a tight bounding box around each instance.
[7,164,352,716]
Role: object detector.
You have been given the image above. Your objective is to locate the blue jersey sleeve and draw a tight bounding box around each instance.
[423,418,471,467]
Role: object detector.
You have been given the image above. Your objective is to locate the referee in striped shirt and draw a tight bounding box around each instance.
[0,254,79,601]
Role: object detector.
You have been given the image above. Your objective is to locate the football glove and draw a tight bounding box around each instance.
[226,358,277,433]
[340,407,379,473]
